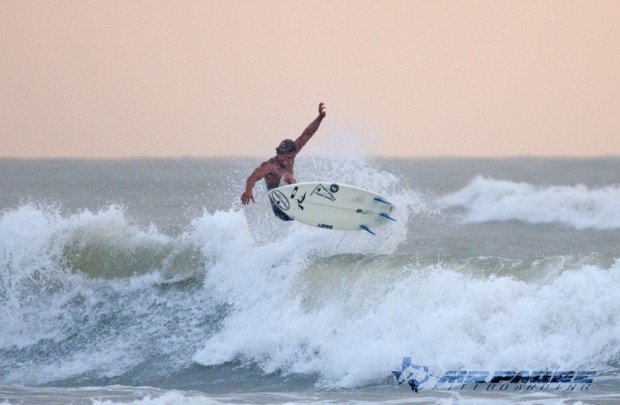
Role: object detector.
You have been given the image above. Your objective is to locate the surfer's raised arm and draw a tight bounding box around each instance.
[295,103,326,152]
[241,103,325,216]
[241,162,272,205]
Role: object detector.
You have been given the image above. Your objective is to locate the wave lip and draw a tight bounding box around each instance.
[440,176,620,230]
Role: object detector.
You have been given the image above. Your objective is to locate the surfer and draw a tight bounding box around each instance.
[241,102,326,220]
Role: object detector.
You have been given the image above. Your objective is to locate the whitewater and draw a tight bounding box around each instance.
[0,156,619,404]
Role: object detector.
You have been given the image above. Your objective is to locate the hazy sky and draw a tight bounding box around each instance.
[1,1,619,158]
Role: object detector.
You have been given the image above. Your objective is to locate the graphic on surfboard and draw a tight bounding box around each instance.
[268,182,395,234]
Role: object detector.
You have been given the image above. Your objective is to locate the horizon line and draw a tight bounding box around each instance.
[1,154,619,161]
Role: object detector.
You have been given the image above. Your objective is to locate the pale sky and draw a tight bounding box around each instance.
[1,1,619,158]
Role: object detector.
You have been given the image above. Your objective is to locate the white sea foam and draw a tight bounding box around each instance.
[0,205,215,384]
[440,176,620,229]
[0,203,618,388]
[92,391,221,405]
[192,213,620,387]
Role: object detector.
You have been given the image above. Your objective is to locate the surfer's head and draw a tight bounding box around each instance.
[276,139,297,155]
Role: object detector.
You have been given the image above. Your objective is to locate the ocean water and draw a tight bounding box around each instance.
[0,156,618,404]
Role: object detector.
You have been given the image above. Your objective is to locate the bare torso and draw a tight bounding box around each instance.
[240,103,326,207]
[264,155,296,190]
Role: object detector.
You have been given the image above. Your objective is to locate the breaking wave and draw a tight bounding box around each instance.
[440,176,620,230]
[1,203,618,388]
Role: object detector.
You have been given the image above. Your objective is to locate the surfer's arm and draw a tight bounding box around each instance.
[241,162,271,205]
[295,103,326,152]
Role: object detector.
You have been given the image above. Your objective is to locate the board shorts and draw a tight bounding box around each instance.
[272,204,294,221]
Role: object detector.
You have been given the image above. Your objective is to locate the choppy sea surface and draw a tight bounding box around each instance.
[0,156,619,404]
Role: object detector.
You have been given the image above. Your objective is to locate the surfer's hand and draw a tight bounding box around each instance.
[318,102,326,117]
[283,173,296,184]
[241,190,255,205]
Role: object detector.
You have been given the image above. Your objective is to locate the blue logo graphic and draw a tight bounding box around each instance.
[392,357,430,392]
[392,357,597,393]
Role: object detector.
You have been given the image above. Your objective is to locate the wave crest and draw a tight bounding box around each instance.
[440,176,620,229]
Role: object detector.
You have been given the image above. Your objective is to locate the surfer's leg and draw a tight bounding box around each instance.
[272,204,294,221]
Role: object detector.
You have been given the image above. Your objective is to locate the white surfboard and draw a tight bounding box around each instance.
[268,182,395,234]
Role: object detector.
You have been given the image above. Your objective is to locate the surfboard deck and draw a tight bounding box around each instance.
[268,182,395,233]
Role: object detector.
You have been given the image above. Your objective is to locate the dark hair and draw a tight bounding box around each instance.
[276,139,297,154]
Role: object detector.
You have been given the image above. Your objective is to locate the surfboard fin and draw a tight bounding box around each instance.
[380,213,397,221]
[373,197,392,205]
[359,225,376,235]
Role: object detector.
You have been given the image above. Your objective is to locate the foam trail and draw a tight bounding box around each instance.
[440,176,620,230]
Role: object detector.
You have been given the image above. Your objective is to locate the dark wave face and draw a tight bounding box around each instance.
[0,157,619,401]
